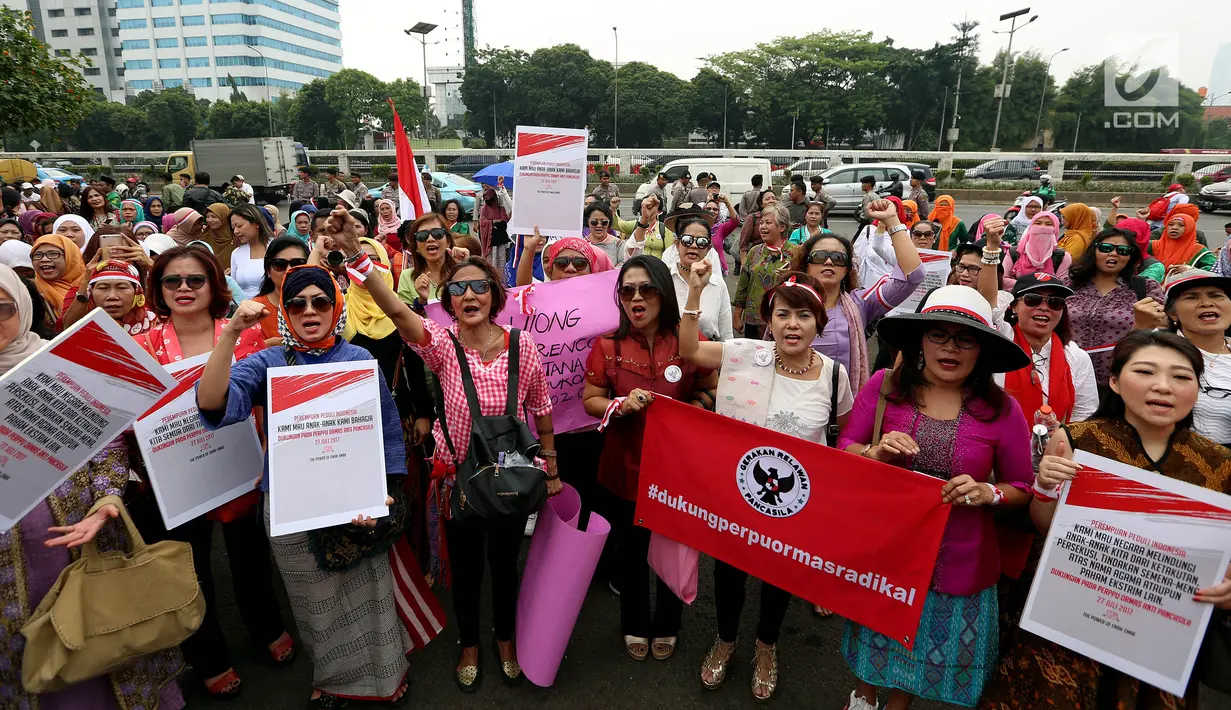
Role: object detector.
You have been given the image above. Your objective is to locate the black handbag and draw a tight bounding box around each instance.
[436,329,547,521]
[490,220,511,247]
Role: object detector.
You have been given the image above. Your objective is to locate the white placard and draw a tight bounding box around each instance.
[1020,450,1231,697]
[266,360,387,537]
[889,249,952,316]
[509,125,588,238]
[0,309,175,530]
[133,353,264,529]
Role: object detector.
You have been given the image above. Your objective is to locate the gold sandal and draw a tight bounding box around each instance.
[651,636,677,661]
[751,641,778,702]
[624,635,649,662]
[700,637,736,690]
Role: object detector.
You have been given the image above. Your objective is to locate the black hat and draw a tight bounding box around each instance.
[664,204,716,234]
[877,285,1029,373]
[1011,272,1074,298]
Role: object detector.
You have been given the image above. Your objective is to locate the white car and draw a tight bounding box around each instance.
[818,162,911,213]
[772,157,831,179]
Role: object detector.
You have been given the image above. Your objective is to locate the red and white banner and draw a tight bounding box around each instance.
[266,360,388,537]
[635,397,951,648]
[889,248,952,316]
[388,99,432,222]
[1020,450,1231,696]
[0,309,175,529]
[510,125,588,238]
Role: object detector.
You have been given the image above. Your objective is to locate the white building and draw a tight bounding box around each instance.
[427,65,465,130]
[2,0,126,101]
[114,0,342,102]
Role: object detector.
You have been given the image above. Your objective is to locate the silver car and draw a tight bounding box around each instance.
[819,162,911,213]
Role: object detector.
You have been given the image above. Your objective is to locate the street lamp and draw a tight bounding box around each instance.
[612,27,619,149]
[990,8,1038,151]
[1032,47,1069,151]
[404,22,438,143]
[245,45,275,136]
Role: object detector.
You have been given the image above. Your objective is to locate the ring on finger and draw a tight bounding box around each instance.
[964,494,972,505]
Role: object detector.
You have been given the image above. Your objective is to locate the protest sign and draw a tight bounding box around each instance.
[426,269,620,434]
[1020,451,1231,696]
[509,126,588,238]
[0,309,174,529]
[266,360,388,537]
[134,353,263,529]
[889,249,952,316]
[636,397,951,648]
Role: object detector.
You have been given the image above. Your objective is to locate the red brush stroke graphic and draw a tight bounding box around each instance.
[138,364,206,421]
[269,370,374,414]
[52,320,164,395]
[1066,467,1231,522]
[517,132,585,158]
[920,253,950,263]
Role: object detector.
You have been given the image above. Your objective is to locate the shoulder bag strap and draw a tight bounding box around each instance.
[871,368,895,445]
[826,358,841,444]
[506,329,521,417]
[1130,275,1148,301]
[446,330,483,419]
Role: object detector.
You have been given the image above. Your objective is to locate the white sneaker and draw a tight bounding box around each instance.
[523,513,538,536]
[845,690,879,710]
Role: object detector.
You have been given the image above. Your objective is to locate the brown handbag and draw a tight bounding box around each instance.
[20,495,204,693]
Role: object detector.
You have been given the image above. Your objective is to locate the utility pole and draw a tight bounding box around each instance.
[1033,48,1070,151]
[790,108,798,151]
[491,91,497,148]
[990,8,1038,151]
[948,19,977,152]
[1072,112,1082,152]
[405,23,438,143]
[612,27,619,149]
[938,86,948,150]
[722,85,728,149]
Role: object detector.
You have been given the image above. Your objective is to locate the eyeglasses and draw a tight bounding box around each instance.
[1096,242,1135,256]
[1021,293,1067,310]
[807,250,848,267]
[618,283,662,302]
[1202,385,1231,400]
[415,228,449,242]
[924,328,980,350]
[953,263,982,275]
[911,229,935,238]
[0,301,15,322]
[285,295,334,315]
[161,274,208,290]
[588,219,610,227]
[553,256,590,270]
[679,235,712,249]
[445,279,491,297]
[269,257,308,272]
[31,250,64,262]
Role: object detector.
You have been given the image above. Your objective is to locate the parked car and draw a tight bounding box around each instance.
[965,159,1043,180]
[1197,179,1231,213]
[443,154,501,176]
[817,162,912,213]
[658,157,773,204]
[1195,163,1231,183]
[772,157,831,179]
[36,165,85,185]
[901,162,938,201]
[369,171,480,214]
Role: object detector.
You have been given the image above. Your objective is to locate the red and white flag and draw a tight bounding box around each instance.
[390,536,446,649]
[388,99,431,221]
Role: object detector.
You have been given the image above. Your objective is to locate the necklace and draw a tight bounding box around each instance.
[774,345,815,375]
[464,325,500,362]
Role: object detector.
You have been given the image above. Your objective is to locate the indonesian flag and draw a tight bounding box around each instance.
[390,536,446,649]
[388,99,431,220]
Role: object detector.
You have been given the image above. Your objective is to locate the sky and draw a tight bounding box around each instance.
[339,0,1230,104]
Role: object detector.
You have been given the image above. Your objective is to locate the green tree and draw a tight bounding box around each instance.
[593,62,692,147]
[0,7,92,141]
[952,51,1053,150]
[1051,63,1206,152]
[134,86,201,148]
[459,47,531,147]
[375,77,428,135]
[71,98,148,150]
[520,44,611,130]
[322,68,387,149]
[690,68,746,147]
[287,79,341,148]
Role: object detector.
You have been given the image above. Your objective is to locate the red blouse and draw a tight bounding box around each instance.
[586,330,713,501]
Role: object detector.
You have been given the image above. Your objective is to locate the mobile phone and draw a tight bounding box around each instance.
[98,235,125,261]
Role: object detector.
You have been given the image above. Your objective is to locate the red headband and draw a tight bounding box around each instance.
[770,275,822,305]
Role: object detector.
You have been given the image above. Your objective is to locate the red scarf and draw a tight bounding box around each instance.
[1004,326,1076,423]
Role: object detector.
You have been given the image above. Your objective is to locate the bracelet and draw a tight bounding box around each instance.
[343,249,366,265]
[346,253,374,283]
[682,308,701,318]
[981,253,1002,265]
[859,444,873,458]
[986,483,1005,506]
[887,224,908,236]
[539,449,557,457]
[598,397,626,431]
[1033,479,1060,500]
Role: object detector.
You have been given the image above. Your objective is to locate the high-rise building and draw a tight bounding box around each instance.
[115,0,342,102]
[2,0,126,101]
[427,65,465,130]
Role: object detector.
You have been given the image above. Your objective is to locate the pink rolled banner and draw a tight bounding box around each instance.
[515,483,610,687]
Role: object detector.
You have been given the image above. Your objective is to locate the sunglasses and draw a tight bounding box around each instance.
[445,279,491,297]
[415,228,449,242]
[911,230,935,238]
[0,301,15,322]
[807,250,848,267]
[1095,242,1135,256]
[269,257,308,272]
[925,328,979,350]
[554,256,590,270]
[161,274,208,290]
[678,235,712,249]
[285,294,334,315]
[31,250,64,261]
[1021,293,1067,310]
[618,283,662,302]
[588,219,610,227]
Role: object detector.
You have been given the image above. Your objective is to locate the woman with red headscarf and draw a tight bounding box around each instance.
[1116,217,1165,281]
[514,231,614,286]
[1151,212,1214,271]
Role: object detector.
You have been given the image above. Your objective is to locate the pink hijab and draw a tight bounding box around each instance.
[375,199,401,237]
[1010,212,1061,277]
[547,236,614,273]
[165,207,203,246]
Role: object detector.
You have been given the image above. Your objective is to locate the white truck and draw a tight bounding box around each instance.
[164,137,307,202]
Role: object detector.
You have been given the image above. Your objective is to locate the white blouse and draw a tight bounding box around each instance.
[230,241,265,300]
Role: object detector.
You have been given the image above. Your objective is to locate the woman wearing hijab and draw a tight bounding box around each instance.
[144,195,165,227]
[61,258,158,335]
[165,207,205,246]
[133,220,160,241]
[261,204,286,238]
[480,183,513,272]
[1003,212,1071,286]
[202,202,237,268]
[120,198,146,227]
[373,199,401,247]
[1117,217,1165,281]
[18,210,55,240]
[1004,196,1042,244]
[0,263,187,710]
[35,182,64,215]
[286,209,313,244]
[1057,203,1097,258]
[515,232,615,286]
[30,232,85,319]
[52,213,94,249]
[197,265,415,708]
[900,199,920,229]
[1151,202,1206,243]
[1150,213,1215,271]
[253,235,311,345]
[927,195,968,250]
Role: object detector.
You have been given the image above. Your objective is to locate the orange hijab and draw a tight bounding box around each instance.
[30,234,85,316]
[1151,214,1201,268]
[928,195,960,250]
[1058,203,1096,257]
[901,199,919,228]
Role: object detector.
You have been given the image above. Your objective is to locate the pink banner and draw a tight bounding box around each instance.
[427,270,620,433]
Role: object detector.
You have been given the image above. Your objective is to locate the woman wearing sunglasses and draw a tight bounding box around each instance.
[1064,227,1166,387]
[681,266,852,701]
[185,240,246,313]
[133,245,294,699]
[251,236,311,347]
[583,254,719,665]
[229,203,276,300]
[789,199,924,394]
[315,207,557,692]
[198,263,413,708]
[514,229,615,286]
[396,212,466,308]
[840,285,1033,710]
[583,202,626,267]
[981,329,1231,710]
[1162,267,1231,447]
[663,206,732,341]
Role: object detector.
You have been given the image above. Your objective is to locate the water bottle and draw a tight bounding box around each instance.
[1031,405,1059,472]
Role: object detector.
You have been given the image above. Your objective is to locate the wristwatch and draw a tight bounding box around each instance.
[888,224,908,236]
[75,292,89,303]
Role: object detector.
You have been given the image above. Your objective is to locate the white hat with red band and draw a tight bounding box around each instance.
[875,284,1030,372]
[1163,267,1231,309]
